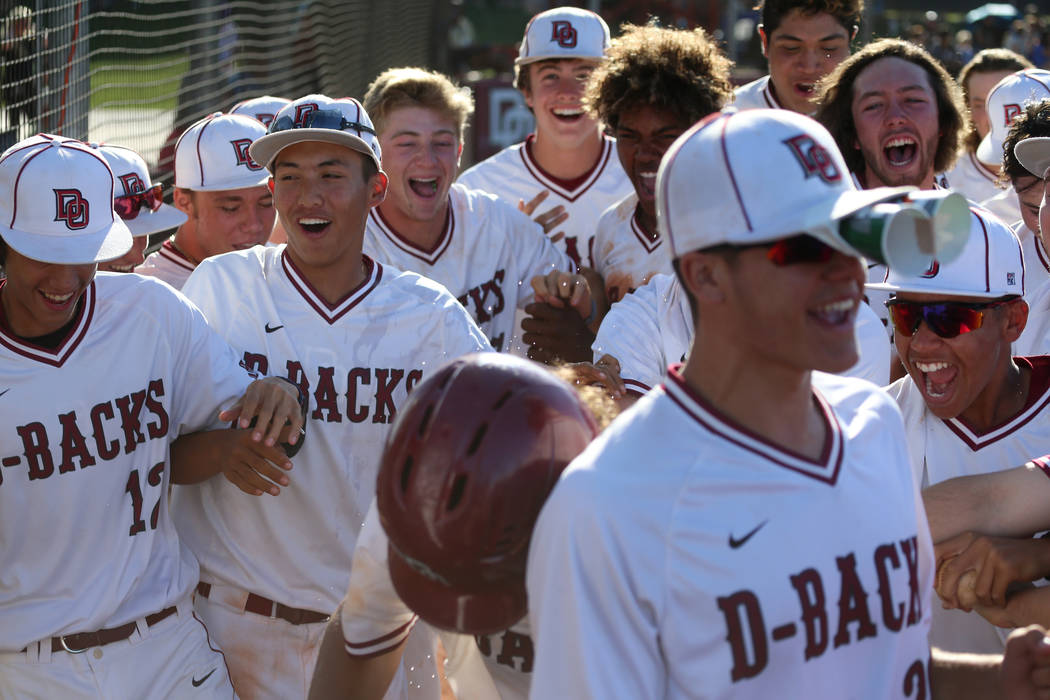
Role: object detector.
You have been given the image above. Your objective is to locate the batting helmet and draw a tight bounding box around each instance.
[376,353,598,635]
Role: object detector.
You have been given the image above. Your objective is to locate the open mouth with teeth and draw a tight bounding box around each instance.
[809,298,857,328]
[40,290,76,310]
[794,82,816,96]
[635,170,658,198]
[552,106,584,123]
[913,359,957,400]
[105,263,136,273]
[298,217,331,235]
[883,136,917,167]
[408,177,439,198]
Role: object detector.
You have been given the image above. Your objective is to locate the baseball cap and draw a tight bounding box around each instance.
[228,95,292,128]
[174,112,269,191]
[976,68,1050,166]
[0,135,131,264]
[657,108,913,259]
[867,212,1024,298]
[515,6,610,66]
[249,95,382,173]
[96,143,187,237]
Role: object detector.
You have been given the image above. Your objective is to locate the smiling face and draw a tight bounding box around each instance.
[524,58,601,150]
[761,9,852,115]
[175,185,275,261]
[272,140,386,274]
[376,105,461,228]
[0,245,95,337]
[851,56,941,189]
[99,236,148,273]
[613,103,692,226]
[966,69,1015,141]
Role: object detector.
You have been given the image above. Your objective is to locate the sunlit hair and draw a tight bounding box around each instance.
[1001,99,1050,184]
[755,0,863,36]
[364,66,474,142]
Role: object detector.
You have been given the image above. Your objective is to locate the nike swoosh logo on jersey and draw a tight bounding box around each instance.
[264,323,284,333]
[191,668,217,687]
[0,389,7,398]
[729,520,768,549]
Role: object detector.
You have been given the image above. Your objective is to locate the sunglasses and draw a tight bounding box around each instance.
[268,109,376,137]
[113,184,164,220]
[885,298,1014,339]
[726,234,837,266]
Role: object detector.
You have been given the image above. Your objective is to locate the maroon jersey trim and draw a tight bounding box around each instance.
[518,134,615,203]
[158,240,197,272]
[370,202,454,265]
[0,280,95,368]
[280,251,383,325]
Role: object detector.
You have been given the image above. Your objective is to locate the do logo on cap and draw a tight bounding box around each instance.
[783,134,842,184]
[230,139,262,171]
[118,172,145,196]
[54,189,89,230]
[551,20,577,48]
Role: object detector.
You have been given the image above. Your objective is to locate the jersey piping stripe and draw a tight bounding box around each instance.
[622,378,651,396]
[662,367,844,484]
[517,134,615,202]
[1035,227,1050,274]
[0,281,95,367]
[969,152,997,184]
[762,79,781,109]
[721,114,753,232]
[344,616,417,658]
[370,202,454,265]
[158,240,196,272]
[280,251,382,325]
[629,208,662,254]
[943,364,1050,450]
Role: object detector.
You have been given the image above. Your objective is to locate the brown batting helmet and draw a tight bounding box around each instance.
[376,353,599,635]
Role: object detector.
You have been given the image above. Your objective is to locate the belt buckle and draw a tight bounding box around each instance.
[59,635,90,654]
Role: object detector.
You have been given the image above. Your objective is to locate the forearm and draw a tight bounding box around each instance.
[308,605,405,700]
[170,429,234,484]
[930,647,1003,699]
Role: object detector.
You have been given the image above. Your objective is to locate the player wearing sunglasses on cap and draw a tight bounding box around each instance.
[96,143,188,273]
[868,199,1047,655]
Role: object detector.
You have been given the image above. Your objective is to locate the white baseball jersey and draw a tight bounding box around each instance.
[135,239,196,290]
[171,246,491,615]
[593,273,891,393]
[363,183,573,353]
[888,357,1050,652]
[981,182,1023,225]
[0,273,252,651]
[1016,220,1050,294]
[527,368,933,699]
[591,192,673,304]
[944,151,1009,216]
[341,500,530,700]
[732,75,782,111]
[457,133,633,270]
[1018,278,1050,356]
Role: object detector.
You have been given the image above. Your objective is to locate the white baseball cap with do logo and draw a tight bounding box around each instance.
[515,6,610,66]
[976,68,1050,167]
[96,143,187,237]
[174,112,269,192]
[0,134,131,264]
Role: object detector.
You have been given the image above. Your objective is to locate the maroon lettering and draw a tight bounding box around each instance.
[346,368,370,423]
[57,410,96,473]
[563,236,583,270]
[874,543,905,632]
[90,402,119,460]
[482,269,506,316]
[311,367,343,423]
[900,537,922,626]
[903,658,928,699]
[718,590,768,682]
[372,369,404,424]
[833,553,877,648]
[466,287,492,324]
[144,379,169,440]
[114,390,147,454]
[126,468,146,536]
[285,360,310,396]
[241,351,269,376]
[475,634,492,657]
[406,369,423,393]
[790,567,828,660]
[494,629,534,673]
[147,461,164,529]
[18,422,53,480]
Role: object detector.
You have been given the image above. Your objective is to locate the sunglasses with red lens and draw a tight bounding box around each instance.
[113,184,164,221]
[885,298,1015,339]
[764,235,836,266]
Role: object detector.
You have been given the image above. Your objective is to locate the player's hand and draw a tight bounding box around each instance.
[519,190,568,241]
[219,377,304,448]
[1001,625,1050,700]
[935,532,1050,610]
[522,301,595,364]
[220,428,294,497]
[530,270,592,319]
[559,358,625,400]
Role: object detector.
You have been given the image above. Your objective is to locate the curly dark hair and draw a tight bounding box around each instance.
[755,0,864,36]
[584,23,733,131]
[957,49,1032,153]
[814,38,968,179]
[1001,99,1050,182]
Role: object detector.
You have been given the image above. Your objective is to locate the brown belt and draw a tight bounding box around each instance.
[26,606,178,654]
[196,582,329,626]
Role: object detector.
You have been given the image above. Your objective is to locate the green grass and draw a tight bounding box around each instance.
[89,53,189,111]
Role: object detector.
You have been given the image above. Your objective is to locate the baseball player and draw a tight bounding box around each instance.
[869,208,1048,655]
[309,354,615,700]
[0,135,302,698]
[456,6,632,271]
[136,112,275,289]
[95,143,188,274]
[170,94,492,700]
[229,95,292,128]
[527,108,943,698]
[584,23,732,305]
[360,67,576,354]
[945,50,1032,217]
[1012,106,1050,355]
[732,0,861,115]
